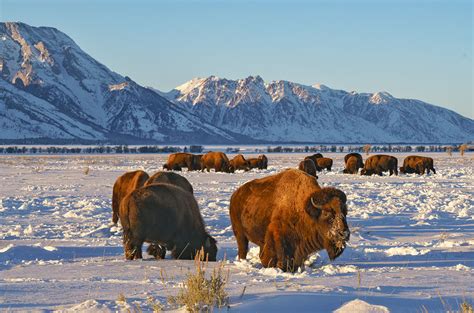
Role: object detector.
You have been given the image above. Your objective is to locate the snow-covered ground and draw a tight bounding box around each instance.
[0,153,473,312]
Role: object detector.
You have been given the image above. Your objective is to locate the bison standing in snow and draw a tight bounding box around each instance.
[229,154,250,171]
[343,153,364,174]
[248,154,268,170]
[316,157,333,171]
[163,153,201,171]
[120,183,217,261]
[361,154,398,176]
[298,159,318,178]
[201,152,233,173]
[112,170,149,224]
[400,156,436,175]
[144,171,194,194]
[229,169,350,272]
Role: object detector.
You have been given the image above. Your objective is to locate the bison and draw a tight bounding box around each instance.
[163,153,201,171]
[343,156,361,174]
[400,155,436,175]
[304,154,323,171]
[298,159,318,178]
[361,154,398,176]
[229,154,250,171]
[120,183,217,261]
[316,157,333,171]
[201,152,233,173]
[248,154,268,170]
[144,171,194,194]
[343,153,364,174]
[229,169,349,272]
[112,170,149,224]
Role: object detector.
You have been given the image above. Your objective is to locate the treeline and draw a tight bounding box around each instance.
[0,145,204,155]
[265,145,465,153]
[0,144,468,155]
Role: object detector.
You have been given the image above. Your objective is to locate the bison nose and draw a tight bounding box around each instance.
[343,230,350,241]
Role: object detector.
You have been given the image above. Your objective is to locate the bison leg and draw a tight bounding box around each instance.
[260,231,277,268]
[235,232,249,260]
[123,234,143,260]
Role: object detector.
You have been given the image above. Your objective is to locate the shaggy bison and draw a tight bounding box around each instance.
[316,157,333,171]
[304,154,323,171]
[229,154,250,171]
[201,152,233,173]
[229,169,350,272]
[144,171,194,194]
[343,156,361,174]
[361,154,398,176]
[120,183,217,261]
[400,156,436,175]
[112,170,149,224]
[163,153,201,171]
[298,159,318,178]
[343,153,364,174]
[248,154,268,170]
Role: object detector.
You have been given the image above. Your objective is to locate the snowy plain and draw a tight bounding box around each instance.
[0,152,473,312]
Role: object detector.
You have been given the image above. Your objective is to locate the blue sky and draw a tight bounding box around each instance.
[1,0,472,118]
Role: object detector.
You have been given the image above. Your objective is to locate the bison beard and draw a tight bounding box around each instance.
[229,169,349,272]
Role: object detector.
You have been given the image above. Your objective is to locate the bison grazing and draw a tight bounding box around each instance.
[229,154,250,171]
[361,154,398,176]
[163,153,201,171]
[201,152,233,173]
[316,157,333,171]
[229,169,350,272]
[400,155,436,175]
[298,159,318,178]
[144,171,194,194]
[248,154,268,170]
[112,170,149,224]
[343,153,364,174]
[120,183,217,261]
[343,156,361,174]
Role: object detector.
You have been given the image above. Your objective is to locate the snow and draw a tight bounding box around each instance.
[0,152,473,311]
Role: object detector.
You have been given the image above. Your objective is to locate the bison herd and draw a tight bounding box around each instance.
[112,152,436,272]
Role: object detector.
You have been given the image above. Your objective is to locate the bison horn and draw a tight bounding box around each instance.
[310,197,319,208]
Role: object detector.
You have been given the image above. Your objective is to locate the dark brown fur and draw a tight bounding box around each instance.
[361,154,398,176]
[201,152,233,173]
[144,171,194,194]
[120,183,217,261]
[344,153,364,173]
[163,153,201,171]
[316,157,333,171]
[400,155,436,175]
[112,170,149,224]
[298,159,318,178]
[304,155,323,171]
[229,169,349,272]
[248,154,268,170]
[229,154,250,171]
[343,156,360,174]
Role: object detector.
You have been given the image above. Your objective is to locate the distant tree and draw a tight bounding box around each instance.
[446,146,452,156]
[460,144,468,156]
[363,144,371,155]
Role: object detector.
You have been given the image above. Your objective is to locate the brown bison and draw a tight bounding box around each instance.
[298,159,318,178]
[112,170,149,224]
[304,154,323,171]
[144,171,194,194]
[316,157,333,171]
[343,156,361,174]
[163,153,201,171]
[343,153,364,174]
[229,154,250,171]
[120,183,217,261]
[361,154,398,176]
[400,155,436,175]
[229,169,349,272]
[248,154,268,170]
[201,152,233,173]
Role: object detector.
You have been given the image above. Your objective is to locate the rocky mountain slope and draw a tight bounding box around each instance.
[0,22,245,144]
[161,76,474,143]
[1,22,472,144]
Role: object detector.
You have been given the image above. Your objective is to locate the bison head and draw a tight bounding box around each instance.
[305,187,350,260]
[202,235,218,261]
[360,168,374,176]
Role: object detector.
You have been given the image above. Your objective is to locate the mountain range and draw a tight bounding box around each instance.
[1,22,473,144]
